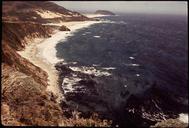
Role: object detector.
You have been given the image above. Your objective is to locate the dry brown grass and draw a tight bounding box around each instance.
[151,119,188,128]
[60,111,112,127]
[1,64,112,126]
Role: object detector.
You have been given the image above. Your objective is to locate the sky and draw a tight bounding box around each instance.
[53,1,187,15]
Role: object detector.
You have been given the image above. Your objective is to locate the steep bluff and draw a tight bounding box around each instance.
[1,22,63,125]
[2,22,54,85]
[2,22,53,51]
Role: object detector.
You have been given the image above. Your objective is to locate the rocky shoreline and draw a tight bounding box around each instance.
[55,60,188,127]
[2,1,188,127]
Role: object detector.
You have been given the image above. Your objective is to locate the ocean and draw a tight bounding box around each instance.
[55,13,188,126]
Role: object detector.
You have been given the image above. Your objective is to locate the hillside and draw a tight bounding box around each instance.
[2,1,90,23]
[1,1,111,126]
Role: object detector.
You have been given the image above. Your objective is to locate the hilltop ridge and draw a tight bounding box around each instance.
[3,1,91,23]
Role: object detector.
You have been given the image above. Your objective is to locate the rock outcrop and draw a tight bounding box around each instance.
[59,25,70,31]
[54,61,188,127]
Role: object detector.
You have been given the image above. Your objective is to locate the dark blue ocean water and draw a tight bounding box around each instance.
[56,13,188,125]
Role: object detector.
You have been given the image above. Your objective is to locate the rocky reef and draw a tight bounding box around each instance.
[55,60,188,127]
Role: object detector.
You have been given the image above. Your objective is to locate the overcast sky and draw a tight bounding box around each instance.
[54,1,187,15]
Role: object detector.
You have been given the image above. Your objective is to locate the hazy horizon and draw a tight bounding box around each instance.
[53,1,187,16]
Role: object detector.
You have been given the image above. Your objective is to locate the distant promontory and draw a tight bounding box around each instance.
[95,10,115,15]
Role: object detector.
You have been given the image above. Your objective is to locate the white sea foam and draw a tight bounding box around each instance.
[102,67,116,70]
[37,31,67,64]
[102,20,117,24]
[62,65,113,94]
[129,57,135,60]
[69,66,111,76]
[99,19,127,25]
[94,36,101,38]
[179,113,188,124]
[119,21,127,24]
[92,64,100,67]
[124,63,140,66]
[62,77,82,93]
[62,65,113,93]
[37,21,102,64]
[72,62,78,64]
[132,64,140,66]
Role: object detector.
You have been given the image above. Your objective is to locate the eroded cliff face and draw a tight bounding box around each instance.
[2,22,53,50]
[2,22,54,85]
[1,21,64,125]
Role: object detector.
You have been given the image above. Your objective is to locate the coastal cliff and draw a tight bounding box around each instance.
[2,1,186,127]
[1,1,111,126]
[3,22,53,51]
[2,22,62,125]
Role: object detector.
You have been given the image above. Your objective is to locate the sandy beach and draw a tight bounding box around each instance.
[17,17,102,102]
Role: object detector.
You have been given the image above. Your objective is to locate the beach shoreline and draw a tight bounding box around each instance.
[17,17,103,102]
